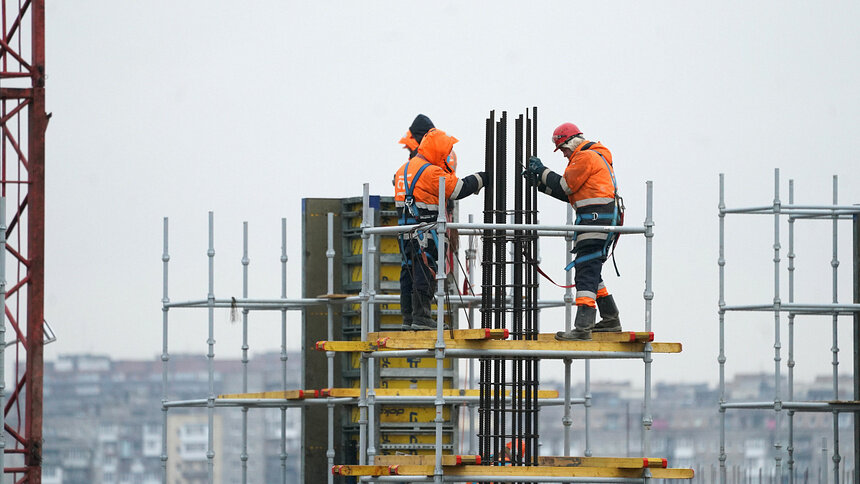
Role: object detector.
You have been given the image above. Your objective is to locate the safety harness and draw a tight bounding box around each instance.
[398,159,438,268]
[564,143,625,274]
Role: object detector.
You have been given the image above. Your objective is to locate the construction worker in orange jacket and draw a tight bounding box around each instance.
[523,122,623,341]
[395,127,488,330]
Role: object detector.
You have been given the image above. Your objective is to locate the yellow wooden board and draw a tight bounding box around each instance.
[218,390,316,400]
[374,455,480,466]
[537,456,667,468]
[537,332,654,342]
[321,339,682,353]
[327,388,558,398]
[334,464,693,478]
[371,328,509,341]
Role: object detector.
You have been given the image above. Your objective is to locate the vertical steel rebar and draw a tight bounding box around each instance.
[772,169,784,480]
[207,212,216,483]
[514,113,524,468]
[280,218,289,484]
[530,106,540,466]
[854,200,860,484]
[719,174,727,484]
[326,212,336,484]
[787,181,796,484]
[241,222,250,484]
[161,217,170,483]
[479,111,494,462]
[831,175,842,484]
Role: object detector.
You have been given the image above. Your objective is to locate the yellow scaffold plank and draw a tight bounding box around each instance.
[370,328,510,340]
[333,464,694,479]
[316,338,681,353]
[316,293,355,299]
[537,456,667,468]
[372,339,682,353]
[327,388,559,399]
[374,455,482,466]
[537,331,655,343]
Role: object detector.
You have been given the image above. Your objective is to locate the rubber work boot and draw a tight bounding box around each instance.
[411,292,449,330]
[593,295,622,332]
[400,295,414,331]
[555,305,597,341]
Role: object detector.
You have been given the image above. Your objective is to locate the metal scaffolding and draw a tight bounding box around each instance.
[158,110,693,483]
[718,168,860,484]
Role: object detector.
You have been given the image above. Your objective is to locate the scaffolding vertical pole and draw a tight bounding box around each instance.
[642,181,654,480]
[831,175,842,484]
[787,181,796,484]
[435,177,448,483]
[326,212,336,484]
[718,174,727,484]
[467,213,477,455]
[0,198,5,478]
[161,217,170,483]
[367,208,378,465]
[241,222,250,484]
[563,204,573,457]
[854,200,860,484]
[772,169,784,480]
[207,211,216,483]
[359,184,370,465]
[280,218,289,484]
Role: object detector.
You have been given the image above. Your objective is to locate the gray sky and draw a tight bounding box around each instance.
[38,1,860,385]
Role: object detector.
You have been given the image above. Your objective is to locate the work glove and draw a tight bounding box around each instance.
[527,156,545,176]
[478,171,490,189]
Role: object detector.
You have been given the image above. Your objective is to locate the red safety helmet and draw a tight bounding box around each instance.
[552,122,582,151]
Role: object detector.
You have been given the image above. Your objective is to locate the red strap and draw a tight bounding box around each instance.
[519,248,576,288]
[533,262,576,289]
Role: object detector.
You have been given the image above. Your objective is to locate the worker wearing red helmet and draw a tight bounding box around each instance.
[523,122,623,341]
[395,127,488,330]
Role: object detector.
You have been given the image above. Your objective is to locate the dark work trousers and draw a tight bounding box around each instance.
[399,236,439,323]
[573,239,606,304]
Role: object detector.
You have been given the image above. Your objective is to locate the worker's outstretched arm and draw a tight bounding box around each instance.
[524,157,569,202]
[451,171,489,200]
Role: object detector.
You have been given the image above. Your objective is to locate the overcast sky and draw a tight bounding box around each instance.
[32,1,860,386]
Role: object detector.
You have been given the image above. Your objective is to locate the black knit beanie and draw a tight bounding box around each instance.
[409,114,435,144]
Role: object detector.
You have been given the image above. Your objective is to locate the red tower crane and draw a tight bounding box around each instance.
[1,0,48,482]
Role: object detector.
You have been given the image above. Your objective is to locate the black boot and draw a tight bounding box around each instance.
[555,305,596,341]
[400,292,414,330]
[411,292,449,330]
[593,295,622,332]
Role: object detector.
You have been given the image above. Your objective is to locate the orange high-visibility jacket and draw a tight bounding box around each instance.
[394,129,461,222]
[561,141,616,209]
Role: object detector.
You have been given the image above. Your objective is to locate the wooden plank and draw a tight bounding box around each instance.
[370,338,682,353]
[538,456,667,468]
[327,388,558,398]
[374,455,481,466]
[371,328,509,341]
[537,332,654,342]
[333,464,693,478]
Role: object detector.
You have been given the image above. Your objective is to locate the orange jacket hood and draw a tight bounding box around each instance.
[398,131,419,152]
[416,128,458,169]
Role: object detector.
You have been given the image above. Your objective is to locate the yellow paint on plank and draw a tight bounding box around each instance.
[351,405,449,423]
